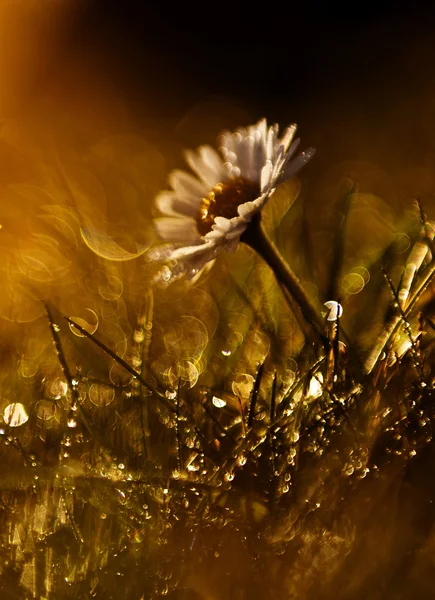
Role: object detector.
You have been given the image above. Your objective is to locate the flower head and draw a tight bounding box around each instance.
[152,119,315,281]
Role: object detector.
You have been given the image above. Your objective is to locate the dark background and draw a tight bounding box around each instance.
[5,2,435,148]
[3,1,435,208]
[72,2,432,120]
[49,1,434,180]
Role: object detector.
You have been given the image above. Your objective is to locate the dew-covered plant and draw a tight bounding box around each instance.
[1,118,435,599]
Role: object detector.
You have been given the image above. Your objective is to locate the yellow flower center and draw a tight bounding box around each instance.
[196,178,260,236]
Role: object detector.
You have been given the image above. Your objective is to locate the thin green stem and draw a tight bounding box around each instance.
[242,215,326,344]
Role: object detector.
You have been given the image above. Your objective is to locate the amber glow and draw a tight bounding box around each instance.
[0,5,435,600]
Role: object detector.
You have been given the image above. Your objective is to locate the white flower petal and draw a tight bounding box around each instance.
[225,150,238,165]
[154,217,200,242]
[213,216,232,233]
[280,124,297,151]
[169,169,208,199]
[285,138,301,161]
[258,188,275,208]
[219,131,236,155]
[225,222,247,239]
[155,191,198,217]
[184,150,216,188]
[255,119,267,142]
[244,135,257,180]
[235,135,256,180]
[184,145,225,188]
[253,150,266,181]
[170,243,213,260]
[152,118,315,282]
[238,201,258,220]
[282,147,316,180]
[260,160,273,192]
[203,229,225,242]
[185,251,217,279]
[232,131,243,145]
[266,127,275,162]
[200,146,225,174]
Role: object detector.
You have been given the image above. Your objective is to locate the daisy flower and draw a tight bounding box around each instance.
[153,118,325,340]
[153,118,315,280]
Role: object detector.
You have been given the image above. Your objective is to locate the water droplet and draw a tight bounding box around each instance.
[212,396,226,408]
[161,266,172,282]
[187,461,199,472]
[222,349,231,356]
[307,374,323,400]
[232,373,255,399]
[237,454,247,466]
[3,403,29,427]
[324,300,343,321]
[133,328,145,344]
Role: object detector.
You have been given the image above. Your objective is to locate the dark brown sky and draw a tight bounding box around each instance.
[3,1,435,208]
[4,2,434,130]
[59,4,434,175]
[73,2,432,117]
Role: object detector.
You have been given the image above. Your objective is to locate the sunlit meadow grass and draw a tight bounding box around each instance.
[1,114,435,600]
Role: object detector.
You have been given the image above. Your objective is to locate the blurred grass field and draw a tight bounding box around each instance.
[2,3,435,599]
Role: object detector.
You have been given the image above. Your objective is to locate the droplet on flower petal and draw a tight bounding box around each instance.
[3,403,29,427]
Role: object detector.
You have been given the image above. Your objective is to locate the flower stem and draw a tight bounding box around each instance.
[242,216,326,343]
